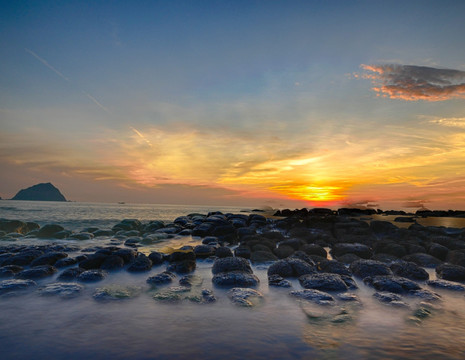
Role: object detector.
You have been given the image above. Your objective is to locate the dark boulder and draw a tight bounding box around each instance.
[428,243,449,261]
[350,259,393,279]
[268,274,292,287]
[299,273,349,292]
[58,267,85,281]
[215,247,233,258]
[77,269,107,282]
[100,255,125,270]
[364,275,421,294]
[331,243,372,259]
[234,246,251,259]
[372,292,409,307]
[300,244,327,258]
[267,258,315,278]
[251,251,278,264]
[212,271,259,287]
[148,251,164,265]
[427,279,465,291]
[370,220,398,235]
[212,257,253,274]
[273,245,295,259]
[167,260,196,273]
[54,257,78,268]
[127,254,152,272]
[289,289,336,305]
[169,250,196,263]
[194,245,216,258]
[16,265,57,279]
[390,261,429,281]
[147,271,176,285]
[30,252,68,266]
[79,253,108,270]
[402,253,442,268]
[2,250,44,266]
[0,279,37,294]
[316,260,351,276]
[0,265,23,278]
[114,248,137,264]
[112,219,142,232]
[435,263,465,282]
[37,224,65,239]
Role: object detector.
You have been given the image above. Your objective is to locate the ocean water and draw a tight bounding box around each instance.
[0,201,465,359]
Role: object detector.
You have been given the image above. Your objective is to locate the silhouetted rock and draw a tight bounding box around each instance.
[12,182,67,201]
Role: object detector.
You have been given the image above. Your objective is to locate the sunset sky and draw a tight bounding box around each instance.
[1,1,465,209]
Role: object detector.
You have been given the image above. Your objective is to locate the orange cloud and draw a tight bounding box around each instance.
[360,64,465,101]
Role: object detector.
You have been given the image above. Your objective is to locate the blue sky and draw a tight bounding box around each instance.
[1,1,465,209]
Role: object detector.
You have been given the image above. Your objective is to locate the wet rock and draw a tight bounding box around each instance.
[337,293,360,302]
[364,275,421,294]
[267,258,316,278]
[426,279,465,291]
[38,282,84,298]
[37,224,65,239]
[16,265,57,279]
[268,274,292,287]
[77,269,107,282]
[30,252,68,266]
[100,255,125,270]
[200,288,217,303]
[152,286,191,302]
[124,237,142,247]
[251,251,278,264]
[215,246,233,258]
[93,229,114,237]
[57,267,85,281]
[234,246,251,259]
[331,243,373,259]
[2,250,44,266]
[0,265,23,278]
[55,257,78,268]
[428,243,449,261]
[289,251,316,265]
[350,259,393,279]
[194,245,216,258]
[374,242,407,258]
[300,244,327,258]
[0,279,37,294]
[316,260,351,276]
[0,220,29,234]
[212,271,259,287]
[93,285,142,300]
[273,245,295,259]
[299,273,349,292]
[112,219,142,232]
[169,250,196,263]
[370,220,398,235]
[373,292,409,307]
[228,287,264,307]
[179,274,203,287]
[167,260,196,274]
[390,260,429,281]
[289,289,336,305]
[402,253,442,268]
[53,230,72,239]
[435,263,465,282]
[79,253,108,270]
[148,251,164,265]
[127,253,152,272]
[409,289,441,301]
[114,248,137,264]
[340,275,358,290]
[212,257,253,274]
[372,253,401,263]
[147,271,176,285]
[336,253,362,264]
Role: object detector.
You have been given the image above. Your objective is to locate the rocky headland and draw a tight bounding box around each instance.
[11,183,67,202]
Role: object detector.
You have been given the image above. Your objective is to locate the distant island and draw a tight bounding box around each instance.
[11,182,67,201]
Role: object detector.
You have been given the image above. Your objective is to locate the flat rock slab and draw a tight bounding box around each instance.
[212,271,259,287]
[228,287,264,307]
[427,279,465,291]
[364,275,421,294]
[289,289,336,305]
[93,285,142,301]
[299,273,349,292]
[0,279,37,294]
[373,292,409,308]
[38,282,84,298]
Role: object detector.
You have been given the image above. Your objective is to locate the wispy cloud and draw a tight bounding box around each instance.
[360,64,465,101]
[82,91,110,114]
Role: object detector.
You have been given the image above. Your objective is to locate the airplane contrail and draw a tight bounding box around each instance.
[130,126,153,148]
[25,48,70,81]
[25,48,110,114]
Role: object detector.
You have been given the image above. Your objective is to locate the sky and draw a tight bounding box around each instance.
[1,0,465,210]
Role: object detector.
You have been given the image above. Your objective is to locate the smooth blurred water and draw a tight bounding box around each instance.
[1,201,465,359]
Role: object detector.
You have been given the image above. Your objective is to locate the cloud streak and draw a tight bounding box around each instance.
[361,64,465,101]
[25,48,110,113]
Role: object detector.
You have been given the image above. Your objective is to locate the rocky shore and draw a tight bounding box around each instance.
[1,209,465,313]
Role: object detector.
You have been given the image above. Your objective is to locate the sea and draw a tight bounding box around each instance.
[0,200,465,360]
